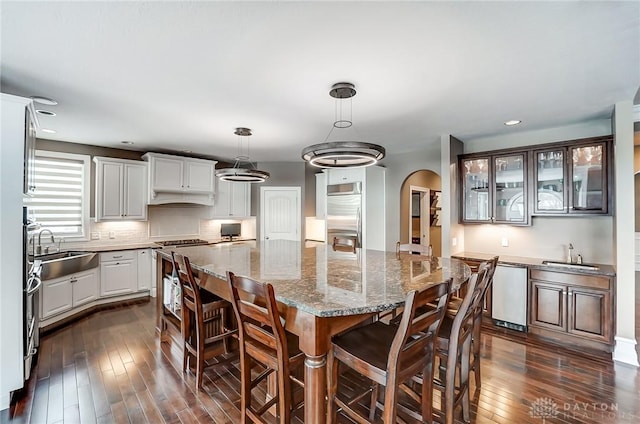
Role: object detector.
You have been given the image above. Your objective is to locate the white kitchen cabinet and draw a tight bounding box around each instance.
[41,269,98,320]
[315,173,326,218]
[326,168,364,185]
[142,152,217,205]
[137,249,153,291]
[100,250,138,297]
[212,180,251,217]
[94,157,148,221]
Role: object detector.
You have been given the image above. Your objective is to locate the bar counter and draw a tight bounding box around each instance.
[155,240,471,423]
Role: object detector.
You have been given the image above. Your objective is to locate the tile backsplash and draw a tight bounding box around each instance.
[62,205,256,250]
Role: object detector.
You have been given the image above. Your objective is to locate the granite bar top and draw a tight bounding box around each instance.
[452,251,616,277]
[157,240,471,318]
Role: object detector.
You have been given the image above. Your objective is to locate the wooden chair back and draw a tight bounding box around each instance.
[391,279,451,378]
[171,251,203,336]
[226,271,290,367]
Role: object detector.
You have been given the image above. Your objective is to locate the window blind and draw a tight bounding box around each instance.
[26,151,90,238]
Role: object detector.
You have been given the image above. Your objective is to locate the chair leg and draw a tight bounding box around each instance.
[472,315,482,388]
[240,352,251,424]
[421,352,435,423]
[444,350,457,424]
[327,353,339,424]
[369,383,379,421]
[461,335,472,423]
[277,369,291,424]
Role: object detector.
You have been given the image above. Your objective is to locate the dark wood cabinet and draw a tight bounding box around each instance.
[532,137,611,216]
[461,135,612,224]
[528,269,614,352]
[460,152,528,225]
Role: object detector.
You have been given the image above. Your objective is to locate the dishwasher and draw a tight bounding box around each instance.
[492,264,528,332]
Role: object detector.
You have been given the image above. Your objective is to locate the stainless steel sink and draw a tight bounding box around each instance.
[541,260,599,271]
[29,251,98,280]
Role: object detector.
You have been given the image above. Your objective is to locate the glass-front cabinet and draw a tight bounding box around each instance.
[533,139,609,215]
[461,152,528,225]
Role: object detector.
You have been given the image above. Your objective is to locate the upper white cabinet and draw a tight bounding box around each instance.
[315,173,327,219]
[326,168,364,185]
[142,152,217,205]
[94,157,148,221]
[212,180,251,218]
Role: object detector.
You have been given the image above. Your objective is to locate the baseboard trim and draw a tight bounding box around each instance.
[613,336,640,367]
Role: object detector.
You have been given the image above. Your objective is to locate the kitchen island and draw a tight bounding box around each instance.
[155,240,471,423]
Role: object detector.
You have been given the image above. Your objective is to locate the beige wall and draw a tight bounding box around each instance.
[635,145,640,231]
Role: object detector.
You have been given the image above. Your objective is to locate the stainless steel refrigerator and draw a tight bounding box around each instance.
[326,182,362,249]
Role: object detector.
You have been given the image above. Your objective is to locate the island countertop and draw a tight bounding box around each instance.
[157,240,471,317]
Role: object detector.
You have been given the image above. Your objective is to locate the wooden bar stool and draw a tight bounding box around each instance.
[446,256,498,388]
[327,279,452,423]
[171,252,238,390]
[226,271,305,424]
[432,262,490,424]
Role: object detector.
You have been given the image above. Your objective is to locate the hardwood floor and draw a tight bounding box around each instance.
[3,298,640,424]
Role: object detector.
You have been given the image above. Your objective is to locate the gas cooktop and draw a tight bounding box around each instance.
[155,239,209,247]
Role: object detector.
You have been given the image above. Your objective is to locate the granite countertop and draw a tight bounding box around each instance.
[452,251,616,277]
[157,240,472,317]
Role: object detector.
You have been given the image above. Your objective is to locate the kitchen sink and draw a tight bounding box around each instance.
[541,260,599,271]
[29,251,98,280]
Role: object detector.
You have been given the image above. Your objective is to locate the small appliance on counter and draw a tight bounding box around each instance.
[220,223,241,241]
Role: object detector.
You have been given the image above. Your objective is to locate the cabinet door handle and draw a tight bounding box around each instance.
[113,255,123,259]
[568,291,573,296]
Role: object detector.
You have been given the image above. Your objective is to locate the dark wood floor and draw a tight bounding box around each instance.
[3,288,640,424]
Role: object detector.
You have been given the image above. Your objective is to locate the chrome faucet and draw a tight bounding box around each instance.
[36,229,55,255]
[567,243,574,264]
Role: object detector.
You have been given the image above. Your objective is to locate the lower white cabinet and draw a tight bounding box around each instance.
[100,250,138,297]
[137,249,152,291]
[41,269,98,320]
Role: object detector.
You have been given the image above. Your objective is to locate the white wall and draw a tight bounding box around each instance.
[612,101,638,366]
[382,144,442,252]
[462,217,614,263]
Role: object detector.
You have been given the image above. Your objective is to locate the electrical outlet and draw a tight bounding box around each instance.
[452,237,457,247]
[109,231,116,239]
[90,232,100,240]
[501,237,509,247]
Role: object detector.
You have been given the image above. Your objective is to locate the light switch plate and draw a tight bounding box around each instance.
[109,231,116,239]
[90,232,100,240]
[501,237,509,247]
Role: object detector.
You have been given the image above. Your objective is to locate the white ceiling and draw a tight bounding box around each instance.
[1,1,638,163]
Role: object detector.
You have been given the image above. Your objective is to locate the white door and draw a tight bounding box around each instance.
[260,187,301,241]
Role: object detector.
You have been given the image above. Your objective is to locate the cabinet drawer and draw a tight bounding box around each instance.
[530,269,610,290]
[100,250,136,262]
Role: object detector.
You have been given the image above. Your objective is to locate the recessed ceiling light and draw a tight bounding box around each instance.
[36,109,56,116]
[31,96,58,106]
[41,128,57,134]
[121,141,134,145]
[504,120,522,126]
[182,149,192,153]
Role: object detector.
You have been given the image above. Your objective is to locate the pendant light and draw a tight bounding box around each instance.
[301,82,385,168]
[215,128,270,183]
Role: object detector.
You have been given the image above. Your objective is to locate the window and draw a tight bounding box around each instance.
[25,150,90,239]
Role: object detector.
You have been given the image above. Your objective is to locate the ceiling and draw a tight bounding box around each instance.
[1,1,639,163]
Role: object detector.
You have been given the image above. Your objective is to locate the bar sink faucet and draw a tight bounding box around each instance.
[567,243,574,264]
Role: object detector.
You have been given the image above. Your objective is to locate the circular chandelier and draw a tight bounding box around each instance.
[215,128,270,183]
[301,82,385,168]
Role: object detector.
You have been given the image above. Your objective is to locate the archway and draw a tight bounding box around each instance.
[399,170,442,257]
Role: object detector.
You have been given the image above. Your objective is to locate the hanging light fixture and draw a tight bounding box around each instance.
[215,127,270,183]
[301,82,385,168]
